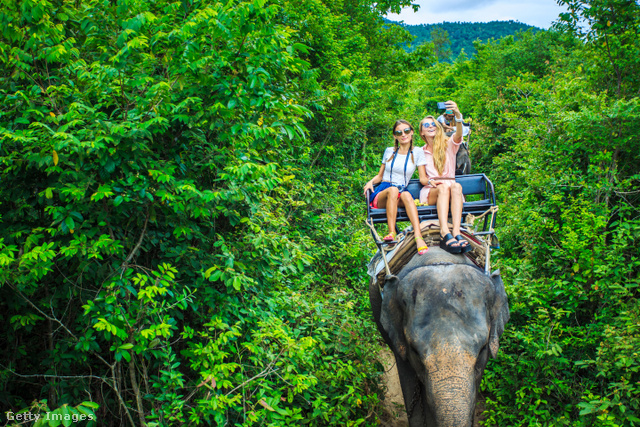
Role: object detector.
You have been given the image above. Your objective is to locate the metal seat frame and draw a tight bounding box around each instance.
[365,173,499,274]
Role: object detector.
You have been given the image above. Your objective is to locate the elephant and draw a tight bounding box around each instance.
[455,142,471,175]
[370,247,509,427]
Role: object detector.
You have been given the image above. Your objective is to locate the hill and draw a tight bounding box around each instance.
[385,20,541,59]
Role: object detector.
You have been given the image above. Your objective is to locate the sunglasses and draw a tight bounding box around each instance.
[422,122,437,128]
[393,127,412,136]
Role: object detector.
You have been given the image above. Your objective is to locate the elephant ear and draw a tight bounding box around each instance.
[379,275,409,360]
[488,270,510,358]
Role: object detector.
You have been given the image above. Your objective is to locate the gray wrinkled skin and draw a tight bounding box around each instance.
[455,143,471,175]
[370,248,509,427]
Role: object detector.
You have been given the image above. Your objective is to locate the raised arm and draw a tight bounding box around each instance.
[445,100,464,144]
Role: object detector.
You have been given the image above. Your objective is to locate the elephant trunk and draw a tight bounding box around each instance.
[429,375,475,426]
[424,347,477,427]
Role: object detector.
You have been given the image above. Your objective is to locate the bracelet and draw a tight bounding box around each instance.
[455,116,464,123]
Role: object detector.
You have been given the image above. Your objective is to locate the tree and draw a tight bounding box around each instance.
[556,0,640,97]
[431,27,452,62]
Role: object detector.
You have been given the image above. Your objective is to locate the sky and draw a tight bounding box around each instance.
[385,0,569,29]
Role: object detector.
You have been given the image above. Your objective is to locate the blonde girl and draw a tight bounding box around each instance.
[418,101,471,254]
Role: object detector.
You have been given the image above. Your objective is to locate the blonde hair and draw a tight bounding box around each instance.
[419,116,447,175]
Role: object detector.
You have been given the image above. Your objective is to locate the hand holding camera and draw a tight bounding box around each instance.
[437,100,461,117]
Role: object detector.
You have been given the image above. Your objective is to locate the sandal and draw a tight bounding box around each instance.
[415,237,428,255]
[439,233,462,254]
[381,231,397,248]
[455,234,473,254]
[383,232,397,242]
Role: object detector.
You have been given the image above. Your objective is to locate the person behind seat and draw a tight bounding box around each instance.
[418,101,472,254]
[363,120,430,255]
[437,109,471,137]
[436,110,456,133]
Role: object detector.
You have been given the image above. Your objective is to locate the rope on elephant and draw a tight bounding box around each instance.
[465,205,499,231]
[367,221,487,289]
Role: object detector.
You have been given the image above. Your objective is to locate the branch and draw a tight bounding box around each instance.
[310,131,335,167]
[124,211,149,265]
[615,189,640,195]
[602,31,622,97]
[5,281,113,370]
[4,285,135,425]
[226,345,288,397]
[0,365,108,383]
[111,363,136,427]
[6,281,78,341]
[225,366,279,397]
[129,356,146,426]
[182,347,285,405]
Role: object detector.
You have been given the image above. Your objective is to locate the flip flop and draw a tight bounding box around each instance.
[383,232,396,242]
[415,237,428,255]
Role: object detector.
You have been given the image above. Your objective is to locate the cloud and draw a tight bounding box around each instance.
[422,0,500,12]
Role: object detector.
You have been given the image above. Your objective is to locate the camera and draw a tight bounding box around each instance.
[436,102,447,110]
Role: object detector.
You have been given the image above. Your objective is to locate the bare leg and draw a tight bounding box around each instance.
[399,192,426,250]
[435,184,451,237]
[429,184,460,249]
[378,187,400,236]
[450,183,464,236]
[450,183,469,248]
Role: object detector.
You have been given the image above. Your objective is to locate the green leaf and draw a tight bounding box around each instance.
[291,43,310,54]
[61,405,73,427]
[80,402,100,410]
[65,216,75,231]
[49,409,62,427]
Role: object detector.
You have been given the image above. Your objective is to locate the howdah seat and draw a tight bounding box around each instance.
[365,173,497,234]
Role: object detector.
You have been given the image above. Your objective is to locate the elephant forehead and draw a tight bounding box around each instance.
[400,266,492,351]
[400,264,493,308]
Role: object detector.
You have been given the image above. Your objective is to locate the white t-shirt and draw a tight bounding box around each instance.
[380,146,426,186]
[436,114,451,125]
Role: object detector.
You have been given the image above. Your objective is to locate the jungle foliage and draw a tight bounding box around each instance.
[388,19,540,59]
[0,0,416,425]
[1,0,639,426]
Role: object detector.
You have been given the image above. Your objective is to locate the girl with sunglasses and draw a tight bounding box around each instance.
[417,101,472,254]
[363,120,430,255]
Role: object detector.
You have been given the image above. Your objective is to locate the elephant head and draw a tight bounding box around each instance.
[370,248,509,427]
